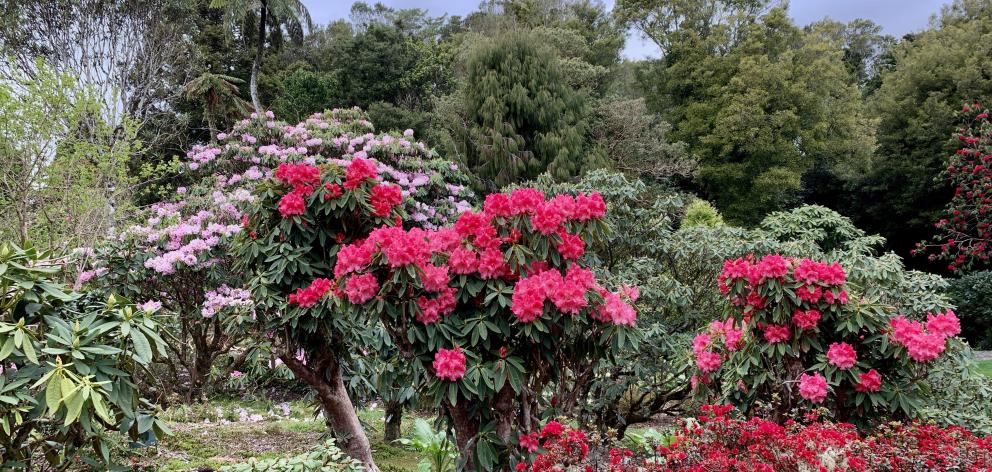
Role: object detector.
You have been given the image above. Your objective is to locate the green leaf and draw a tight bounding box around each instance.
[130,329,152,364]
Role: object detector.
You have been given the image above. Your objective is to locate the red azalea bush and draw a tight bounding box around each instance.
[690,254,962,421]
[315,188,638,467]
[522,407,992,471]
[918,101,992,271]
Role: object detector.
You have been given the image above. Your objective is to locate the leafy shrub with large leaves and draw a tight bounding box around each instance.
[0,243,167,469]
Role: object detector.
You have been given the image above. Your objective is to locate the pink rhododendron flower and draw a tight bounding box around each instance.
[756,254,789,280]
[827,342,857,370]
[509,188,544,215]
[420,264,450,292]
[278,190,306,217]
[798,372,828,403]
[792,309,821,330]
[573,192,606,220]
[483,193,513,218]
[344,273,379,304]
[477,247,508,279]
[447,247,478,274]
[696,350,722,373]
[926,310,961,337]
[433,347,466,381]
[519,432,540,453]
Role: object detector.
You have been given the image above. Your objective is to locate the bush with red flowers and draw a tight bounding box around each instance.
[690,255,965,422]
[522,406,992,471]
[918,101,992,272]
[329,188,638,468]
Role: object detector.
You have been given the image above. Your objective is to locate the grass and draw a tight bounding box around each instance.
[977,359,992,378]
[124,399,423,471]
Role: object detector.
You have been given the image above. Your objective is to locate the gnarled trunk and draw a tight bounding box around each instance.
[281,353,380,472]
[384,400,403,442]
[448,401,478,471]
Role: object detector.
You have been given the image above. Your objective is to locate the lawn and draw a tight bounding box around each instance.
[977,359,992,378]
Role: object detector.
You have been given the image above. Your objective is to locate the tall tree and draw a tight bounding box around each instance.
[211,0,313,112]
[184,72,252,139]
[454,33,600,190]
[631,5,874,223]
[851,0,992,264]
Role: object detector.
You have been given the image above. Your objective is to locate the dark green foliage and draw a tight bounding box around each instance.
[846,2,992,264]
[947,271,992,349]
[632,6,873,223]
[272,68,338,123]
[460,34,600,190]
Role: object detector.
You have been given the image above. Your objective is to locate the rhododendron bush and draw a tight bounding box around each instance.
[323,187,638,468]
[918,101,992,272]
[691,254,966,421]
[77,108,473,403]
[521,406,992,471]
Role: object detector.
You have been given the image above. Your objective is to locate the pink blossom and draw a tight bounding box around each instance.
[798,372,828,404]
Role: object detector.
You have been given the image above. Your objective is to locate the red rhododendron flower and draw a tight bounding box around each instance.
[531,201,566,235]
[433,347,466,381]
[573,192,606,220]
[420,263,450,292]
[854,368,882,392]
[509,188,544,215]
[275,162,321,194]
[477,247,508,279]
[278,190,306,217]
[447,247,478,274]
[519,432,540,453]
[827,342,857,370]
[344,157,378,189]
[334,241,373,277]
[370,183,403,217]
[483,193,513,218]
[287,278,333,307]
[763,324,791,343]
[556,232,585,260]
[541,420,564,438]
[323,182,342,200]
[344,273,379,304]
[798,372,828,403]
[756,254,789,280]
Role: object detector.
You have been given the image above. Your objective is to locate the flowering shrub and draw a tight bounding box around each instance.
[690,255,963,421]
[522,407,992,471]
[80,108,473,402]
[328,187,637,467]
[918,101,992,271]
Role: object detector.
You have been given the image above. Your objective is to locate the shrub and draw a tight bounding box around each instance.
[682,199,724,228]
[232,112,474,469]
[0,243,167,469]
[691,255,962,422]
[220,440,364,472]
[329,187,637,468]
[522,407,992,471]
[946,270,992,349]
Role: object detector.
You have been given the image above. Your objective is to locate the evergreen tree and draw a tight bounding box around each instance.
[458,34,599,190]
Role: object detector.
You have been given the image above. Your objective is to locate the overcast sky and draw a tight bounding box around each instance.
[302,0,950,59]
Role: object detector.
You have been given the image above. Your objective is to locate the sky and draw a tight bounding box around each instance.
[302,0,950,59]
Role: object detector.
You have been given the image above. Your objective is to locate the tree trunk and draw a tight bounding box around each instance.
[206,109,218,142]
[281,354,380,472]
[250,0,266,113]
[448,401,478,471]
[384,400,403,442]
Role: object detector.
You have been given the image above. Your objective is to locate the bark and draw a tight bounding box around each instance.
[448,401,478,471]
[249,0,266,113]
[281,353,380,472]
[383,400,403,442]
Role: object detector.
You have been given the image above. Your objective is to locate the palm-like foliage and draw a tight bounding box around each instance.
[209,0,313,112]
[184,72,251,139]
